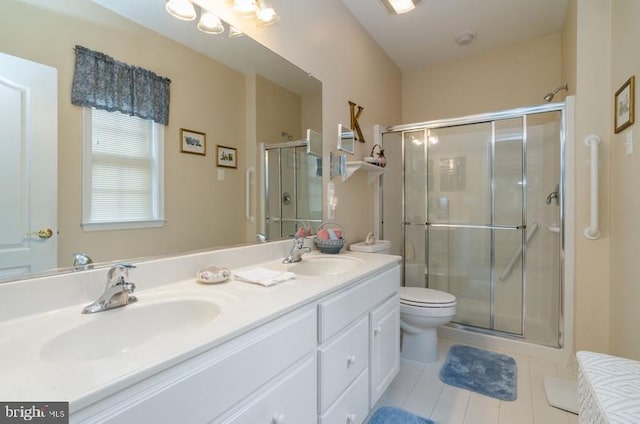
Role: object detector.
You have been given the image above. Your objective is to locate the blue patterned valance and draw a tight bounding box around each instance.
[71,45,171,125]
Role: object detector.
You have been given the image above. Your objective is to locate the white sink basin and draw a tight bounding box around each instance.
[279,255,364,276]
[40,299,221,362]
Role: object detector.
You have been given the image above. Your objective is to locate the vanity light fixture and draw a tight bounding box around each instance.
[197,11,225,34]
[165,0,197,21]
[381,0,421,14]
[256,0,279,26]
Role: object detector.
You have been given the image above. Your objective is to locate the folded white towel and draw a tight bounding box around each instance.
[234,267,295,287]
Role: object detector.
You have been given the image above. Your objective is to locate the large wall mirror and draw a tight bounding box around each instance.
[0,0,322,283]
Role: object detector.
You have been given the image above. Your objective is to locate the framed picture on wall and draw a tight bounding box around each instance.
[614,76,635,133]
[216,145,237,168]
[180,129,206,155]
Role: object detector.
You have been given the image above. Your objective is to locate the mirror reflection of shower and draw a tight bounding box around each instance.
[262,141,323,240]
[543,83,568,102]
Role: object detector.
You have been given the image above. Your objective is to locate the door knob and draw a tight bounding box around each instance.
[27,228,54,239]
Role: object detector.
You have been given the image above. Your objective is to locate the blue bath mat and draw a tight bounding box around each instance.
[367,407,434,424]
[439,344,517,401]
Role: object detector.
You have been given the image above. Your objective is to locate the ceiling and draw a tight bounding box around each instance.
[340,0,569,71]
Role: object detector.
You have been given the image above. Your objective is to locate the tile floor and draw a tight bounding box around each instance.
[371,337,580,424]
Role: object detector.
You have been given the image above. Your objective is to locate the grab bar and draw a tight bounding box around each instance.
[499,221,539,281]
[245,167,255,224]
[584,135,600,240]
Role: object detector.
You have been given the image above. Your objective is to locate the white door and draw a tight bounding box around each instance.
[0,52,57,278]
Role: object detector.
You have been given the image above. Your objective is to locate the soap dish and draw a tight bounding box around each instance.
[196,266,231,284]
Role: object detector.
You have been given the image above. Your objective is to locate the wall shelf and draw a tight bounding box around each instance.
[343,161,386,184]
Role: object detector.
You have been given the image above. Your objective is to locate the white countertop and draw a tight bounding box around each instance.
[0,249,400,413]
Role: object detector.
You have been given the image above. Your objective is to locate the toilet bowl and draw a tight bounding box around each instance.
[400,286,456,363]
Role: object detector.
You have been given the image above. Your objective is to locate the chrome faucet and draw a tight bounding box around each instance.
[82,264,138,314]
[282,237,311,264]
[72,252,93,271]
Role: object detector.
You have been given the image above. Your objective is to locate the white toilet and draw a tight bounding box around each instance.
[399,286,456,363]
[350,239,457,363]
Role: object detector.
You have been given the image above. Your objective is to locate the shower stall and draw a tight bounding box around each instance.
[262,141,323,240]
[382,103,565,348]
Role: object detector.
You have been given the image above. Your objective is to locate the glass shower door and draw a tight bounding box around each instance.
[425,120,525,334]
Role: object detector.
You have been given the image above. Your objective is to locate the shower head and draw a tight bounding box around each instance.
[543,83,569,102]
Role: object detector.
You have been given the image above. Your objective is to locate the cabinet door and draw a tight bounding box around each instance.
[369,295,400,407]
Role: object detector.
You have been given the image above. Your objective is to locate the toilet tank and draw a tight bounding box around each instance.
[349,240,391,254]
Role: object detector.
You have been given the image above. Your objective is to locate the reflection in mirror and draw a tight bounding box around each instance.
[0,0,321,283]
[263,142,323,240]
[338,124,356,154]
[306,129,322,157]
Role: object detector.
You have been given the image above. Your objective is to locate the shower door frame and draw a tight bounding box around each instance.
[383,102,566,347]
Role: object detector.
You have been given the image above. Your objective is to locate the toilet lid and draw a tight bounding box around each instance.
[399,286,456,306]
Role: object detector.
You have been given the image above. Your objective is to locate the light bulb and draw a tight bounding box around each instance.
[165,0,197,21]
[256,0,279,26]
[233,0,258,18]
[197,11,224,34]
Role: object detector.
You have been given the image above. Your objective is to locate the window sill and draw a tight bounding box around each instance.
[81,219,166,232]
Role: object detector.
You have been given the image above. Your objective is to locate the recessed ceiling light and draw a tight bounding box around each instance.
[381,0,421,15]
[455,31,476,46]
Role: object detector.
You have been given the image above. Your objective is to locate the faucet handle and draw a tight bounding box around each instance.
[106,263,136,286]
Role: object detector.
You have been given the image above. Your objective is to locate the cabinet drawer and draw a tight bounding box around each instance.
[319,266,400,342]
[74,308,317,424]
[318,316,369,413]
[220,355,317,424]
[319,369,369,424]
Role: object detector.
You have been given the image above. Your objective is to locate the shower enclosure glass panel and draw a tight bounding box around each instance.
[424,121,524,333]
[403,130,427,288]
[524,112,562,346]
[382,105,563,347]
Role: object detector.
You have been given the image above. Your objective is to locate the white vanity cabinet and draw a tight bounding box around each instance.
[70,262,401,424]
[317,265,400,424]
[71,308,318,424]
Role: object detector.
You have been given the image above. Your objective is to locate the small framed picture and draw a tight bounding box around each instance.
[216,145,237,168]
[614,76,635,133]
[180,129,206,155]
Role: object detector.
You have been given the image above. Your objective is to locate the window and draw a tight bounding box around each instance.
[82,108,164,230]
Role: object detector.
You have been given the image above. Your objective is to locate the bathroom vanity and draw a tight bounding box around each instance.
[0,240,400,423]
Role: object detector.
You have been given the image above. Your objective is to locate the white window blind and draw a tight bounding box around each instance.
[82,108,164,230]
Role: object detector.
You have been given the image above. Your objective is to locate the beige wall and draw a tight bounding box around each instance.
[572,0,612,355]
[256,75,303,143]
[0,0,247,266]
[402,34,563,123]
[610,0,640,359]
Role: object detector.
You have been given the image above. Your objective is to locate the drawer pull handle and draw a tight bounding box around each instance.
[347,413,356,423]
[373,326,382,335]
[272,413,285,424]
[347,355,357,367]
